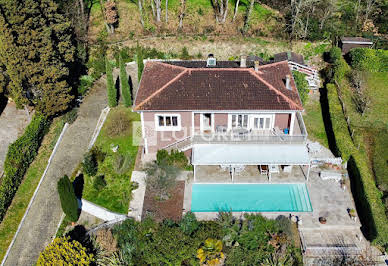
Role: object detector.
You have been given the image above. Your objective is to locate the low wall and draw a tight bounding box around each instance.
[81,199,127,221]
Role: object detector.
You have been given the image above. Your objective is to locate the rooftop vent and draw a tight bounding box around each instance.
[240,55,247,68]
[206,54,216,67]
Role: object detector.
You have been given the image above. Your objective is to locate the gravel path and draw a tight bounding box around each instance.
[0,102,30,174]
[3,79,107,266]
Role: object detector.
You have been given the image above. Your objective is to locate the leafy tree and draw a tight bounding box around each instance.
[119,54,132,107]
[0,0,75,116]
[106,57,117,107]
[37,237,94,265]
[57,175,79,222]
[143,161,179,200]
[292,71,308,105]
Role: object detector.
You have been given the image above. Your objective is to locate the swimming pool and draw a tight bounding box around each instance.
[191,183,313,212]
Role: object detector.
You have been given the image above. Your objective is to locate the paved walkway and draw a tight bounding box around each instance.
[0,102,30,174]
[3,79,107,266]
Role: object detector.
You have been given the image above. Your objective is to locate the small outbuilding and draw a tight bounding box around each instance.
[339,37,373,54]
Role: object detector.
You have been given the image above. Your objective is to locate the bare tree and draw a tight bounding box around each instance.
[350,70,370,115]
[242,0,255,34]
[165,0,168,22]
[151,0,162,23]
[178,0,186,30]
[364,0,377,22]
[138,0,145,28]
[317,0,337,30]
[211,0,229,23]
[232,0,240,22]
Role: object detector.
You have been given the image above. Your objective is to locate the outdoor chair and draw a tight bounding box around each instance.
[259,165,268,175]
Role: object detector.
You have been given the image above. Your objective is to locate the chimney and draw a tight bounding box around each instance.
[254,60,259,71]
[240,55,247,68]
[285,75,291,90]
[206,54,216,67]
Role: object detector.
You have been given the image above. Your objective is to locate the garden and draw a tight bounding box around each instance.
[81,106,140,214]
[39,212,302,265]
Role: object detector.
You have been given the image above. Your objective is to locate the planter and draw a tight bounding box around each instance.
[319,217,327,224]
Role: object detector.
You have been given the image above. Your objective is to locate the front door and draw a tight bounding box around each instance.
[201,113,213,132]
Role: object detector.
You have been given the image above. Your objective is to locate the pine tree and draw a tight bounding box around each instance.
[0,0,75,116]
[106,57,117,107]
[137,42,144,81]
[119,54,132,107]
[57,175,79,223]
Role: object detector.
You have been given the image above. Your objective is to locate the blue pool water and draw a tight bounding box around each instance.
[191,183,313,212]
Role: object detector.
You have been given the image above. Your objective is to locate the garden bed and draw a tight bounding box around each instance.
[142,181,185,222]
[82,106,140,214]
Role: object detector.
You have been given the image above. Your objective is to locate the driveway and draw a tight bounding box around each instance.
[2,78,107,265]
[0,101,30,174]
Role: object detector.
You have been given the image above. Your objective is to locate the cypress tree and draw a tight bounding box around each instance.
[106,57,117,107]
[137,42,144,81]
[119,54,132,107]
[57,175,79,223]
[0,0,75,116]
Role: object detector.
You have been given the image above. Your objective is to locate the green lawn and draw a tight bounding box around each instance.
[82,106,140,214]
[303,96,329,148]
[0,118,65,261]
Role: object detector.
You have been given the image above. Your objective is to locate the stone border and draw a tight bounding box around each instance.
[88,106,110,150]
[1,123,69,266]
[128,171,146,221]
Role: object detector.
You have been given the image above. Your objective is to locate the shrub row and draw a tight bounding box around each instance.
[0,115,49,221]
[327,47,350,83]
[326,83,388,249]
[349,48,388,72]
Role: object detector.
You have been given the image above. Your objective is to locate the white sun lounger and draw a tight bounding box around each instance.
[320,171,342,182]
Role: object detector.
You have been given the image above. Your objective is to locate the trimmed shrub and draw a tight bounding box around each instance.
[37,237,94,265]
[0,115,48,221]
[328,47,342,64]
[57,175,79,222]
[292,70,309,105]
[106,57,117,107]
[93,175,107,191]
[119,53,132,107]
[90,145,106,164]
[326,83,388,250]
[180,211,199,235]
[82,151,98,176]
[156,149,169,165]
[78,75,94,96]
[349,48,388,72]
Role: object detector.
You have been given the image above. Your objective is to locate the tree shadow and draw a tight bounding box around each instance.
[319,74,340,157]
[115,76,121,103]
[66,225,96,254]
[128,74,134,102]
[347,156,377,241]
[73,174,84,199]
[0,94,7,117]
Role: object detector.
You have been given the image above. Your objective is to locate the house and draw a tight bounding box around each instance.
[339,37,373,54]
[134,56,311,182]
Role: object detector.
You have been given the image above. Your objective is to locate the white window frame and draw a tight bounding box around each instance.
[228,114,249,129]
[250,114,274,130]
[154,114,181,131]
[200,113,215,132]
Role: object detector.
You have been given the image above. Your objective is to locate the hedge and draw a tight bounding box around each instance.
[106,57,117,107]
[292,71,308,105]
[326,83,388,249]
[0,115,49,221]
[349,48,388,72]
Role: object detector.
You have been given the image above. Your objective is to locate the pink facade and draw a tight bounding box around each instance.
[143,111,192,153]
[275,113,290,130]
[141,111,303,154]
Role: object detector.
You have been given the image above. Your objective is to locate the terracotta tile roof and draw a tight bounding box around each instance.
[340,37,373,43]
[274,52,305,65]
[134,61,303,111]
